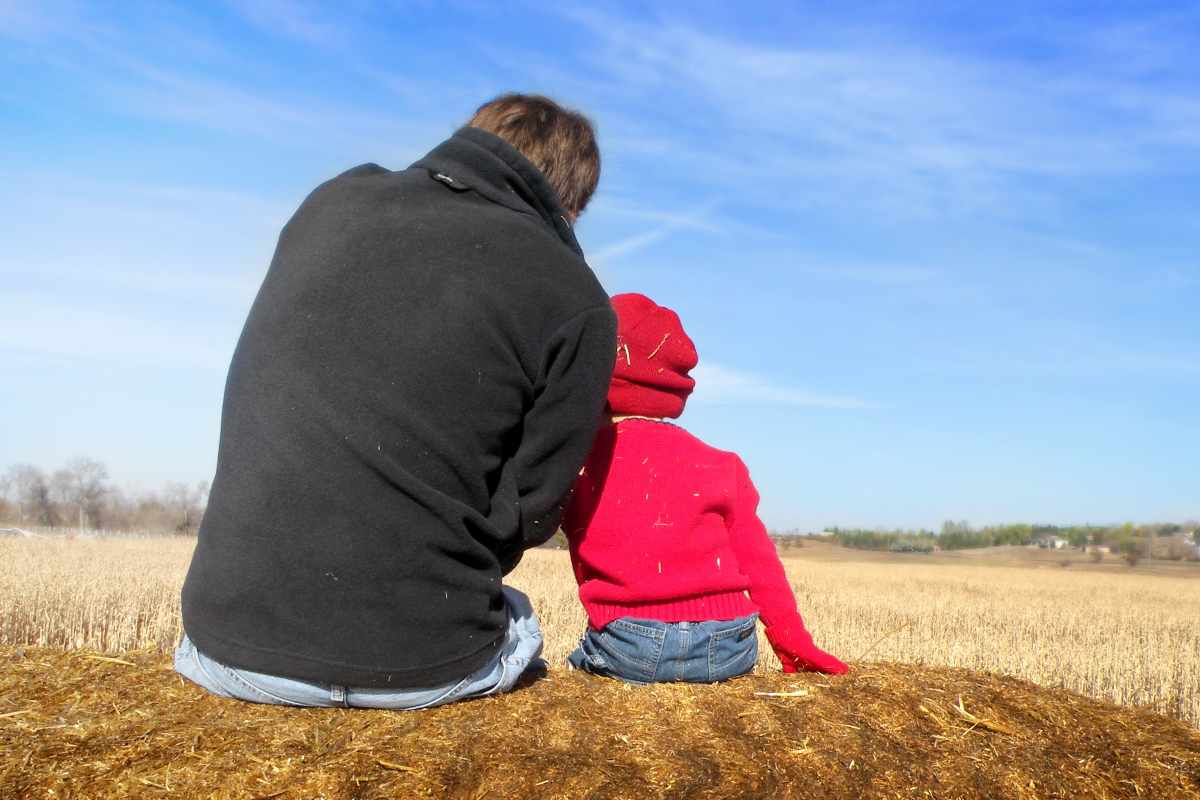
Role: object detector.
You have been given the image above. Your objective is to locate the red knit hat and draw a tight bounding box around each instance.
[608,293,698,419]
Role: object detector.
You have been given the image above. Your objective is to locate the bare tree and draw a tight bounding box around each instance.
[164,480,206,533]
[50,469,74,507]
[6,464,57,525]
[0,471,12,522]
[59,458,110,530]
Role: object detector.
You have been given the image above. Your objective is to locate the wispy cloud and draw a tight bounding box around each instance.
[92,57,436,154]
[589,229,674,266]
[934,336,1200,380]
[562,8,1200,221]
[1157,267,1199,289]
[588,198,727,235]
[588,201,723,267]
[1,3,441,158]
[0,0,82,39]
[225,0,345,47]
[797,264,938,286]
[690,364,872,410]
[1,173,284,305]
[29,264,263,305]
[0,292,232,370]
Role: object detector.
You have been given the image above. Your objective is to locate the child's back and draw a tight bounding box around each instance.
[563,294,847,683]
[568,419,770,630]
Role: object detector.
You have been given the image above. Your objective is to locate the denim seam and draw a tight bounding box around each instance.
[646,626,666,679]
[218,663,302,706]
[710,638,756,677]
[708,618,757,678]
[675,627,690,682]
[599,637,657,673]
[710,615,759,642]
[608,619,667,640]
[710,625,749,642]
[485,649,522,697]
[188,645,236,701]
[414,675,474,709]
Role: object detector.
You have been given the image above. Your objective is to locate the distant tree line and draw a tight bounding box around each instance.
[825,519,1200,560]
[0,459,208,534]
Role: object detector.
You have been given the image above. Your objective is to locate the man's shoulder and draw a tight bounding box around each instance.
[332,162,390,181]
[311,163,399,198]
[287,163,411,222]
[293,161,608,316]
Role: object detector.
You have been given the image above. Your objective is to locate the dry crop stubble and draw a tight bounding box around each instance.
[1,536,1198,724]
[0,536,190,653]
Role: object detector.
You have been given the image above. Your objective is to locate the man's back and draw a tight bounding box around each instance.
[182,128,614,689]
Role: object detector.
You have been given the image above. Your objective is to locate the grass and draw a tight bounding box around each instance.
[1,535,1199,725]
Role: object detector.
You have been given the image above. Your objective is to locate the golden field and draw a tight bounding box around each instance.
[1,535,1198,726]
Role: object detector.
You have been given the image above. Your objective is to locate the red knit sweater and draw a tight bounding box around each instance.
[562,418,803,634]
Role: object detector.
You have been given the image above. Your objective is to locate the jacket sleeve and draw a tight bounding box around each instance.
[507,304,616,562]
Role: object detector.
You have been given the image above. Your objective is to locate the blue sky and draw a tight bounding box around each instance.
[2,1,1197,531]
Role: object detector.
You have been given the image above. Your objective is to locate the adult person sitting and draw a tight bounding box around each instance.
[175,93,616,709]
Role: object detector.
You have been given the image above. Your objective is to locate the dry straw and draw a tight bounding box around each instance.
[2,647,1199,799]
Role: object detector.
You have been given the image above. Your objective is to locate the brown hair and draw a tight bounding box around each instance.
[468,93,600,219]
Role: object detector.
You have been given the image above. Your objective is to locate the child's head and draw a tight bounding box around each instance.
[608,293,698,419]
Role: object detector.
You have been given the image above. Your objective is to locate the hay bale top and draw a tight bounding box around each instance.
[2,647,1198,799]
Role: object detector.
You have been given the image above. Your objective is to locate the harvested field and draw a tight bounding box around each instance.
[3,537,1199,725]
[2,647,1199,799]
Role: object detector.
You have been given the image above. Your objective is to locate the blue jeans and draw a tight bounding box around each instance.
[568,613,758,684]
[174,586,544,709]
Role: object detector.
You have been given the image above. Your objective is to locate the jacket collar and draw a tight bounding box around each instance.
[411,127,582,256]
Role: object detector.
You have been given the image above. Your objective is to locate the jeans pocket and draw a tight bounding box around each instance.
[708,617,759,680]
[595,620,665,683]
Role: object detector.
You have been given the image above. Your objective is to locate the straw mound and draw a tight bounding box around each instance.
[2,647,1198,800]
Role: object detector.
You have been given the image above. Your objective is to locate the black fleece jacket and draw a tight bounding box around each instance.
[181,127,615,688]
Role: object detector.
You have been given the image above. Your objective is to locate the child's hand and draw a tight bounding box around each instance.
[766,624,849,675]
[777,647,849,675]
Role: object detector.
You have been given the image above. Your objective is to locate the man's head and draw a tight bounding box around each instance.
[468,93,600,221]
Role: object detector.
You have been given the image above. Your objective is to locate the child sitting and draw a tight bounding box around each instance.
[562,293,848,683]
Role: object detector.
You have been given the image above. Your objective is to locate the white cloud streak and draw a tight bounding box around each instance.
[0,293,232,370]
[690,364,872,410]
[588,201,723,267]
[797,264,939,286]
[563,9,1200,221]
[225,0,345,47]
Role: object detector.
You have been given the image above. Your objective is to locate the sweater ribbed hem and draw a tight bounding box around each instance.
[584,591,757,630]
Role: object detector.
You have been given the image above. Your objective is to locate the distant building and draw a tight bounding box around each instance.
[1037,535,1068,550]
[1156,533,1200,561]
